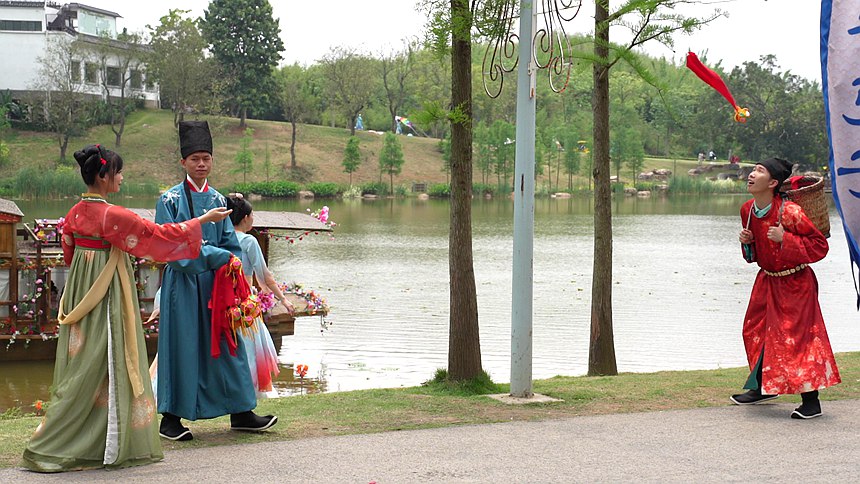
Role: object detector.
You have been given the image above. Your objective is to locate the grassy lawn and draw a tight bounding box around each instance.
[2,352,860,468]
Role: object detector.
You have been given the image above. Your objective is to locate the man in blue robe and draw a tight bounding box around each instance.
[155,120,277,441]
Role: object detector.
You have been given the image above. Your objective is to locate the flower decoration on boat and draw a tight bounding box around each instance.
[257,291,277,314]
[258,206,336,243]
[277,282,330,315]
[33,218,64,244]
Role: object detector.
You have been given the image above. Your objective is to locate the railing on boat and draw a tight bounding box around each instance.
[0,199,332,361]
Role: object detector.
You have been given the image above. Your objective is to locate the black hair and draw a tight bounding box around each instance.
[73,144,123,186]
[228,195,253,226]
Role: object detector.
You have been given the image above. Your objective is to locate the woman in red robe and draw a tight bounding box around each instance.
[22,145,231,472]
[732,157,840,419]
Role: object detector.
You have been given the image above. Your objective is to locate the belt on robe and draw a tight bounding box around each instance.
[763,263,808,277]
[74,235,111,249]
[57,246,144,397]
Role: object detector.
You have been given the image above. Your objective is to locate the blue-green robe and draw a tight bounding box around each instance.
[155,182,256,420]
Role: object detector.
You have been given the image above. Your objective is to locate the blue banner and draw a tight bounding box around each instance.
[822,0,860,306]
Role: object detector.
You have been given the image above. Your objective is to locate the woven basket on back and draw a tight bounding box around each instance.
[780,175,830,238]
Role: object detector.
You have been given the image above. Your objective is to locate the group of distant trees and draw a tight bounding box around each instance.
[12,0,830,386]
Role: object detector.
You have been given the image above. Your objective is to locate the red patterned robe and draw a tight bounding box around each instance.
[740,197,840,395]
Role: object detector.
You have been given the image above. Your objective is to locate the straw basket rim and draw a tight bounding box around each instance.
[780,175,830,238]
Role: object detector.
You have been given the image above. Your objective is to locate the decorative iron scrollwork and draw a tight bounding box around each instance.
[478,0,581,98]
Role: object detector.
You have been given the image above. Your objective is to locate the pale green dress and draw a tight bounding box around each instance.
[22,196,203,472]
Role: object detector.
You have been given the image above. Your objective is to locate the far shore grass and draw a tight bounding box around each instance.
[2,352,860,468]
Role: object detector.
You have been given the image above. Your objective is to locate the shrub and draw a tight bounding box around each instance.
[472,183,496,196]
[428,183,450,197]
[305,182,341,198]
[360,181,388,196]
[13,166,80,198]
[668,176,746,194]
[232,181,300,198]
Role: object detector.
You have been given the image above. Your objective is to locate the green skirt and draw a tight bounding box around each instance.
[22,247,162,472]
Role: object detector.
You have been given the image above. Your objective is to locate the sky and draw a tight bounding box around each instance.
[83,0,822,82]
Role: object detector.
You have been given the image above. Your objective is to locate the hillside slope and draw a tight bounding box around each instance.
[4,110,449,189]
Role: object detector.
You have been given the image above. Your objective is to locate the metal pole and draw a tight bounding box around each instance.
[510,1,536,398]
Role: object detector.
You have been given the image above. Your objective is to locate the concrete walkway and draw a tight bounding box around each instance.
[3,399,858,482]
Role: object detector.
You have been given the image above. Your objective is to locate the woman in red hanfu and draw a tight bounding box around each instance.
[22,145,231,472]
[732,157,840,419]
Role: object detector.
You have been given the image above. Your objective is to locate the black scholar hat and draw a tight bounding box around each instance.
[179,120,213,159]
[757,157,793,186]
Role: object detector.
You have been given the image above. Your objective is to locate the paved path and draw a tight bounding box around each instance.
[3,399,858,482]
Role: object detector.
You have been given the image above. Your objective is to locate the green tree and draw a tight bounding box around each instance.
[472,123,490,185]
[263,142,271,182]
[201,0,284,128]
[424,0,505,382]
[320,47,377,136]
[488,119,514,192]
[724,56,825,166]
[562,135,582,191]
[585,0,721,375]
[89,31,146,147]
[381,41,417,133]
[440,131,453,184]
[610,127,645,183]
[342,136,362,185]
[379,132,405,195]
[147,9,221,126]
[0,105,9,168]
[234,128,254,183]
[278,64,315,170]
[32,37,91,162]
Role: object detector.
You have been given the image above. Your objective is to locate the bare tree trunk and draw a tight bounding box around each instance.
[389,172,394,196]
[240,106,247,129]
[589,0,618,376]
[447,0,482,381]
[290,120,297,169]
[349,114,357,136]
[112,92,126,148]
[59,134,69,163]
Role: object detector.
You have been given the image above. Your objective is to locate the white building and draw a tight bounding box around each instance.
[0,1,159,108]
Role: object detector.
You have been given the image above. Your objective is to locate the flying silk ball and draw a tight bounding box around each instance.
[685,51,750,123]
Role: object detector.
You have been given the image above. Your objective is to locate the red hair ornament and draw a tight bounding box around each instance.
[686,51,750,123]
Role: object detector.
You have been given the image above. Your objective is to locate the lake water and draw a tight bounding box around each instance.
[4,194,859,410]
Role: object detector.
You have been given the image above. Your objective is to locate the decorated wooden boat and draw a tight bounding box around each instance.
[0,198,332,361]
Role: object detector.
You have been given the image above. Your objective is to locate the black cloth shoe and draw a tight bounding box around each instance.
[230,411,278,432]
[159,413,193,441]
[730,389,779,405]
[791,392,822,419]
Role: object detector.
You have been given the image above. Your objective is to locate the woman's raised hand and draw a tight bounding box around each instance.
[199,207,232,224]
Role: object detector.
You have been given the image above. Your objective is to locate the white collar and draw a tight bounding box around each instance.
[186,175,208,193]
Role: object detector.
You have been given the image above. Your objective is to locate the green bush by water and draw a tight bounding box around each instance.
[428,183,450,197]
[669,176,747,194]
[305,182,342,198]
[232,181,301,198]
[6,166,162,199]
[13,166,81,198]
[360,181,388,196]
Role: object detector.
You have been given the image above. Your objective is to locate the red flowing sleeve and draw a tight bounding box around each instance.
[739,200,755,263]
[99,205,204,262]
[60,205,78,266]
[778,202,828,265]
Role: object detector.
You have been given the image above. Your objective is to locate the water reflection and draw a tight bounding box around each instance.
[4,194,858,411]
